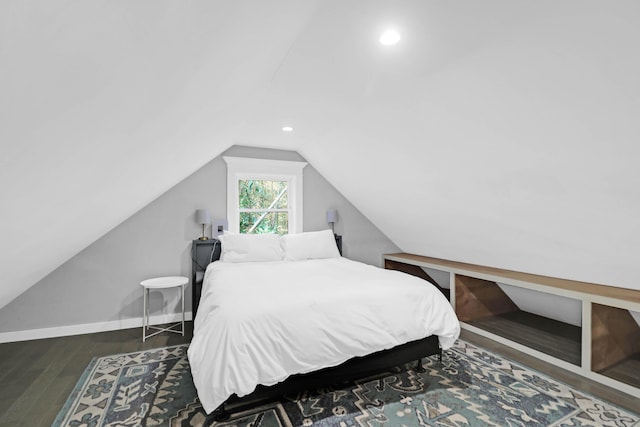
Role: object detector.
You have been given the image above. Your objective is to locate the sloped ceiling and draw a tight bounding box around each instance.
[1,1,639,309]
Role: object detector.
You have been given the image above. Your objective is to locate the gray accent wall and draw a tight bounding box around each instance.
[0,146,399,334]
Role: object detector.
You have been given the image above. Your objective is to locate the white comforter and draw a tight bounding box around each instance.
[188,257,460,413]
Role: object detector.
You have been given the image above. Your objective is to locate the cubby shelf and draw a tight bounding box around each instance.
[383,252,640,398]
[468,311,582,366]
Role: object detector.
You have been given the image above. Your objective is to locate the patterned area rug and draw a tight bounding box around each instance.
[52,340,639,427]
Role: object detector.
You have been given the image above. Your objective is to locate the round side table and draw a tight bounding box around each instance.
[140,276,188,342]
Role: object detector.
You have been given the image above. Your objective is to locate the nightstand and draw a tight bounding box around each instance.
[191,239,220,319]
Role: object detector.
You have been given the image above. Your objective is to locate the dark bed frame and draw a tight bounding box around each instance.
[193,236,444,425]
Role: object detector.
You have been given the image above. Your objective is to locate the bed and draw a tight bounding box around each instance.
[187,230,460,423]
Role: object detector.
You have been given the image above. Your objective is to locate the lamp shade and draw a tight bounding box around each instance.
[326,209,338,223]
[196,209,211,225]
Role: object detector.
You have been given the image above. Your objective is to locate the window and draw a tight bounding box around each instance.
[224,157,307,234]
[239,179,288,234]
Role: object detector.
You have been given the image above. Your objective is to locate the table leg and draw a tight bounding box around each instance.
[143,287,147,342]
[182,284,186,335]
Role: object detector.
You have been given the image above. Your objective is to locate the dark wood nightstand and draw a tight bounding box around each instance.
[334,234,342,255]
[191,239,220,319]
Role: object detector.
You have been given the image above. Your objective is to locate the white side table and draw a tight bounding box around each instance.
[140,276,188,342]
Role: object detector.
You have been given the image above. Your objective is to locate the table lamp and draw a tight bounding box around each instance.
[327,209,338,234]
[196,209,211,240]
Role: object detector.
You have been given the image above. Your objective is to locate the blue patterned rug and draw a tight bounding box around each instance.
[52,340,639,426]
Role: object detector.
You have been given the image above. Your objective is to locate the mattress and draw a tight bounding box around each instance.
[187,257,460,413]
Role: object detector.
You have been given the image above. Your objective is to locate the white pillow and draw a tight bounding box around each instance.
[218,233,283,262]
[281,229,341,261]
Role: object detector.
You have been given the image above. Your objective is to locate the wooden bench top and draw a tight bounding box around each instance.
[384,253,640,305]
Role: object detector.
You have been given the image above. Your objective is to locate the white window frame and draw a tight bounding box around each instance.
[224,156,307,234]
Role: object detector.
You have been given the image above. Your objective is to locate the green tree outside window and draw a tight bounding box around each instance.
[239,180,289,234]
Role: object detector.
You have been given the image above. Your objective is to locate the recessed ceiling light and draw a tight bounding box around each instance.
[379,29,401,46]
[282,126,294,132]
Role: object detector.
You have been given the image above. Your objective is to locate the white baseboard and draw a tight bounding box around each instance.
[0,312,193,344]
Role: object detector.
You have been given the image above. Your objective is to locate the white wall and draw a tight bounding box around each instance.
[2,1,639,326]
[497,283,582,327]
[0,146,399,337]
[286,1,640,292]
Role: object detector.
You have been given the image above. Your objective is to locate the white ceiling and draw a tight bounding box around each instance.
[1,1,639,309]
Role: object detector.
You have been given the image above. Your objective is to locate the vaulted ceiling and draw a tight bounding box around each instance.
[1,1,639,309]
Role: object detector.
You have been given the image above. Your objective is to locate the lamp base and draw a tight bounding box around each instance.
[198,236,209,240]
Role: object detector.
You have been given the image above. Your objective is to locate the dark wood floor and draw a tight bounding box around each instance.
[600,353,640,389]
[0,324,637,426]
[0,324,193,427]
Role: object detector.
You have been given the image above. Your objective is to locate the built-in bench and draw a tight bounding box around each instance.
[384,252,640,398]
